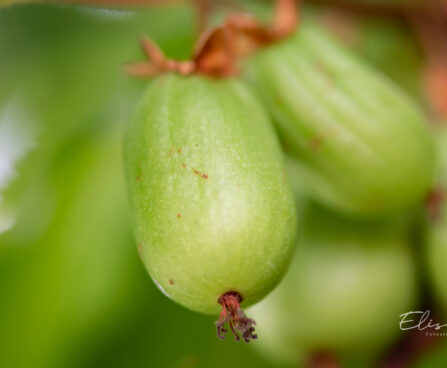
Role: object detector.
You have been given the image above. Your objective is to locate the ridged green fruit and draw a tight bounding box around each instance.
[312,11,424,100]
[249,204,417,364]
[426,126,447,314]
[244,21,435,216]
[125,74,297,316]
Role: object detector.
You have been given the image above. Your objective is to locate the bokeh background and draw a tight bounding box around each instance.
[0,1,447,367]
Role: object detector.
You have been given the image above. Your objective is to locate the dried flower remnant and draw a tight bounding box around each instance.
[125,0,299,79]
[125,24,238,78]
[215,291,257,343]
[224,0,298,57]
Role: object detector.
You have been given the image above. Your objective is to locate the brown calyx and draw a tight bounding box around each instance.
[224,0,298,58]
[125,25,237,78]
[215,291,257,343]
[125,0,299,79]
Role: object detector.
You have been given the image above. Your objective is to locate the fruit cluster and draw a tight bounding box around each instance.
[123,0,447,364]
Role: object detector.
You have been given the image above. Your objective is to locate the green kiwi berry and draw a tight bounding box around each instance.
[125,73,297,341]
[244,20,435,216]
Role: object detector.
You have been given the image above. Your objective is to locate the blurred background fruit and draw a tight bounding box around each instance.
[426,126,447,317]
[245,20,435,217]
[249,202,417,366]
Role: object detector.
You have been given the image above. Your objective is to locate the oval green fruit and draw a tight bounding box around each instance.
[249,203,417,364]
[244,21,435,216]
[124,74,297,320]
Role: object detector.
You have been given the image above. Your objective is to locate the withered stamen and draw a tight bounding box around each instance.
[215,291,257,343]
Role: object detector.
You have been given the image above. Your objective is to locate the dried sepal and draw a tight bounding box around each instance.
[125,22,239,78]
[125,0,300,78]
[215,291,257,343]
[223,0,299,58]
[272,0,299,39]
[124,36,195,77]
[194,26,237,76]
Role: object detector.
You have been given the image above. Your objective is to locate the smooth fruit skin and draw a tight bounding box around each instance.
[426,126,447,314]
[125,74,297,315]
[249,204,417,364]
[244,21,435,217]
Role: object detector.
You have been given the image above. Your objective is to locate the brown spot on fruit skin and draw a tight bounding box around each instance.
[182,163,186,168]
[308,130,338,151]
[136,176,141,182]
[309,135,324,151]
[169,279,174,285]
[178,149,182,154]
[177,213,181,218]
[192,168,209,179]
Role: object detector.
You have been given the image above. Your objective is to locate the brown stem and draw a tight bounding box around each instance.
[194,0,212,35]
[215,291,257,343]
[231,0,299,41]
[222,0,299,58]
[273,0,299,38]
